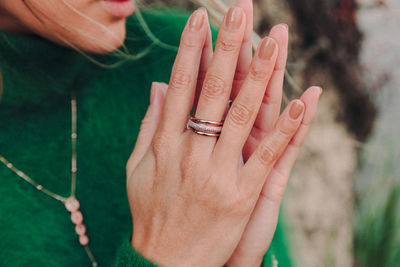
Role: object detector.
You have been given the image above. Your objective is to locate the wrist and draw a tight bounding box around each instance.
[130,233,156,264]
[225,251,264,267]
[131,226,219,267]
[130,228,189,267]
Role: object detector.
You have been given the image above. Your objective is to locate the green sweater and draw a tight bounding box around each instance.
[0,11,292,267]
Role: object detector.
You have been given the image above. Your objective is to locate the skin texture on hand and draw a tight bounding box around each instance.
[126,2,321,266]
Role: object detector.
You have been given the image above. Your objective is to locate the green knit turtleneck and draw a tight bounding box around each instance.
[0,10,292,267]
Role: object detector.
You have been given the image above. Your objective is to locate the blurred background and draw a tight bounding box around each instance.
[139,0,400,266]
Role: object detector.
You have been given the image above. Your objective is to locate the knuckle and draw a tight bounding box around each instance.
[249,63,269,81]
[201,74,226,101]
[229,102,253,126]
[151,132,171,158]
[217,38,241,52]
[261,179,287,204]
[257,142,278,165]
[279,119,299,137]
[169,68,191,95]
[222,192,252,216]
[260,190,280,204]
[180,32,202,49]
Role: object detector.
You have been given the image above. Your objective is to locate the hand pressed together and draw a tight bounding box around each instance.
[126,1,321,266]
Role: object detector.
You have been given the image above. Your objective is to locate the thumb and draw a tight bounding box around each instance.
[126,82,167,175]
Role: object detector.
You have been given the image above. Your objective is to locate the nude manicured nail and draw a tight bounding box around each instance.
[289,100,304,120]
[258,37,277,60]
[189,8,205,31]
[224,7,243,30]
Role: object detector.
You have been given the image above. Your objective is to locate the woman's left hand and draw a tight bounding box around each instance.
[222,1,321,266]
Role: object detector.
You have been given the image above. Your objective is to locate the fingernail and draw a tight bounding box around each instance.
[224,6,243,30]
[258,37,277,60]
[281,23,288,30]
[188,8,205,31]
[289,100,304,120]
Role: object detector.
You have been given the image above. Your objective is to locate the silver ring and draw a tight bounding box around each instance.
[186,116,224,137]
[187,120,222,133]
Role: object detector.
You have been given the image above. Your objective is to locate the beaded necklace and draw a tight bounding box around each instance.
[0,92,98,266]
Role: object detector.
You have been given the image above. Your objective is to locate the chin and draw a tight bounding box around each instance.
[75,20,128,54]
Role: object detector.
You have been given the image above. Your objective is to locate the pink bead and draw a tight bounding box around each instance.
[71,211,83,224]
[75,224,86,235]
[79,235,89,246]
[65,196,80,212]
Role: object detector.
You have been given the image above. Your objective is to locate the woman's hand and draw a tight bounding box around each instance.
[222,1,322,267]
[126,2,321,267]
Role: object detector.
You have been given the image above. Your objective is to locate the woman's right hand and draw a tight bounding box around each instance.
[126,5,319,267]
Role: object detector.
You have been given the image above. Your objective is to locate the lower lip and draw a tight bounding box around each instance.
[103,0,135,19]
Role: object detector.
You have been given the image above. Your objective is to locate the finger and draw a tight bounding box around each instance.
[127,82,168,175]
[231,0,254,100]
[262,86,322,199]
[239,99,305,194]
[242,24,288,162]
[215,37,278,160]
[193,20,213,113]
[194,0,253,114]
[253,24,289,134]
[194,6,246,124]
[227,87,321,265]
[157,8,208,136]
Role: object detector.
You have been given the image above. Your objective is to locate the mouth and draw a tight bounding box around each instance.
[103,0,135,19]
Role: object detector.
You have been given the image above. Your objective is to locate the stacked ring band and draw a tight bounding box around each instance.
[187,116,224,137]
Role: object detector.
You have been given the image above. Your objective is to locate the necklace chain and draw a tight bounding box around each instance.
[71,90,77,197]
[0,92,98,266]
